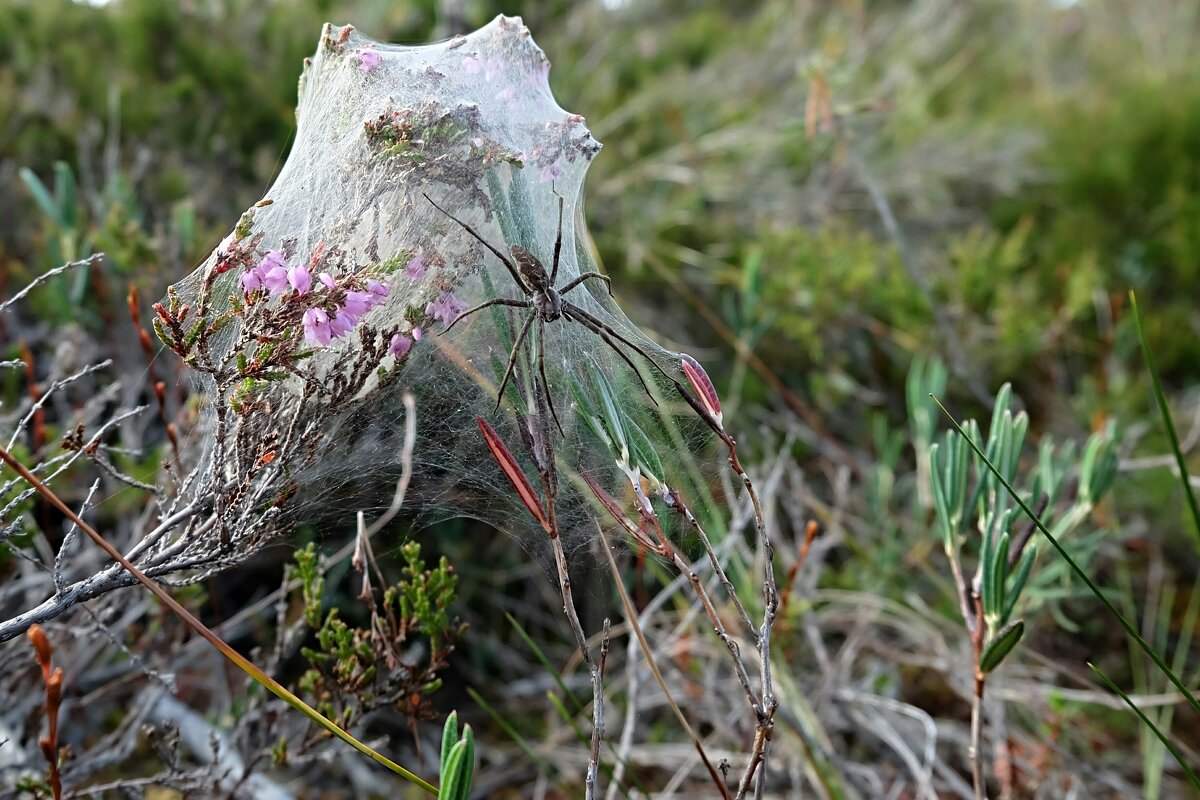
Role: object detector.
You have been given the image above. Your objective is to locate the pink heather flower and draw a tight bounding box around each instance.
[366,279,389,306]
[343,290,371,318]
[259,250,286,272]
[240,267,263,293]
[263,265,290,295]
[539,162,562,183]
[463,53,501,81]
[329,310,356,339]
[411,326,423,341]
[404,254,426,279]
[471,137,484,148]
[256,250,290,295]
[357,49,381,72]
[288,264,312,293]
[318,272,336,290]
[388,333,412,359]
[426,292,468,326]
[302,307,332,347]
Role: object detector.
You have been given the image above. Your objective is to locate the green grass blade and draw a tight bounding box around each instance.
[1088,662,1200,793]
[931,394,1200,718]
[588,360,628,464]
[486,169,517,246]
[506,612,584,713]
[54,160,77,230]
[466,686,567,787]
[1130,291,1200,548]
[440,711,459,780]
[19,167,63,227]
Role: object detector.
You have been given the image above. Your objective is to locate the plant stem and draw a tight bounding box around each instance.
[970,589,987,800]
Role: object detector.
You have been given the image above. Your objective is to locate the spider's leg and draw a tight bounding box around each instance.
[563,305,659,406]
[495,310,537,412]
[558,272,613,297]
[536,319,565,436]
[563,302,676,384]
[424,192,529,294]
[550,193,565,285]
[440,298,530,335]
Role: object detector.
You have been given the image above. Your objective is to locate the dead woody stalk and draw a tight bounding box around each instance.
[480,350,778,798]
[477,403,611,800]
[678,354,779,798]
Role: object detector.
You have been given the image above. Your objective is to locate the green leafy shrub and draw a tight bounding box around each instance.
[294,541,465,728]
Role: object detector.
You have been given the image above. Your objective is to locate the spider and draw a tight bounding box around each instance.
[425,192,662,434]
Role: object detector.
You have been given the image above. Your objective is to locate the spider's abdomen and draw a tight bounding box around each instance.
[511,244,551,292]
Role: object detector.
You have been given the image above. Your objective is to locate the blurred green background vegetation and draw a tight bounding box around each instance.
[4,0,1198,434]
[2,0,1199,794]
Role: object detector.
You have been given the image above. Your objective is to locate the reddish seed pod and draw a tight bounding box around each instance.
[681,353,723,427]
[153,302,171,323]
[476,417,553,536]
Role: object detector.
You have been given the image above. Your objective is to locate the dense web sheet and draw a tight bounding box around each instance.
[163,16,705,561]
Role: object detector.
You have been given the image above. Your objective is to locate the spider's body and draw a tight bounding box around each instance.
[425,192,663,434]
[511,245,564,320]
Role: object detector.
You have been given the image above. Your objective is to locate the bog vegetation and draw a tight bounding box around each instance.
[0,1,1198,798]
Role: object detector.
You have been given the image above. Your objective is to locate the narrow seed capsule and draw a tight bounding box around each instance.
[681,353,723,427]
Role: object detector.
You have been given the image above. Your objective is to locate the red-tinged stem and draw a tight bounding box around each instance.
[128,285,179,461]
[676,381,779,799]
[581,473,663,554]
[778,520,819,619]
[19,341,46,454]
[970,589,987,800]
[28,626,62,800]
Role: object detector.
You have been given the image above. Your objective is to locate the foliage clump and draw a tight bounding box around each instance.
[294,542,465,730]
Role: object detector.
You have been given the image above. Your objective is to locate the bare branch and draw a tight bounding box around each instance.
[0,254,103,315]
